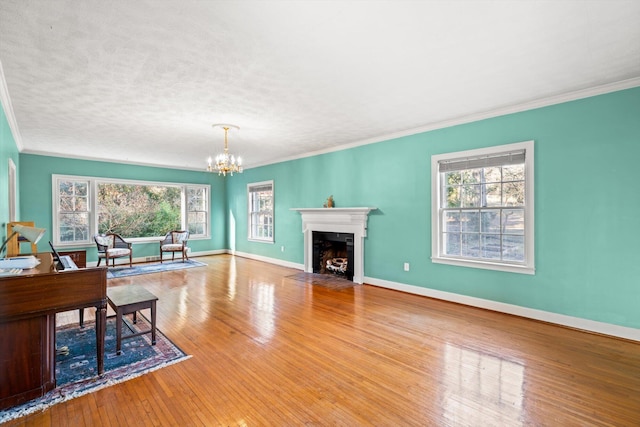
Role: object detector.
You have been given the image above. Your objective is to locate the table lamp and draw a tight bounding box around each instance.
[0,224,46,258]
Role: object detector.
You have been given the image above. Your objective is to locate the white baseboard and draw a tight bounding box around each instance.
[189,249,228,257]
[224,252,639,342]
[364,276,640,342]
[86,249,226,267]
[92,249,639,342]
[230,250,304,270]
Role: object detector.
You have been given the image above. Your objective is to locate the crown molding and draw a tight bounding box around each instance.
[247,77,640,170]
[19,148,210,173]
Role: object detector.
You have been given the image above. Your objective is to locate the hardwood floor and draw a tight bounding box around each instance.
[6,254,640,426]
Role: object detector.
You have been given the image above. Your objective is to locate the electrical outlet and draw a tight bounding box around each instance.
[281,246,285,252]
[404,262,410,271]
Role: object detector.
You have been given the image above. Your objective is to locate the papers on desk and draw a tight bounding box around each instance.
[0,256,41,269]
[0,267,22,277]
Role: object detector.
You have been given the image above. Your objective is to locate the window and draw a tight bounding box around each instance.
[57,178,91,243]
[97,182,181,238]
[431,141,534,274]
[187,186,208,236]
[53,175,210,245]
[248,181,274,242]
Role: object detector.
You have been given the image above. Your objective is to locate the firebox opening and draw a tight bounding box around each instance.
[312,231,354,281]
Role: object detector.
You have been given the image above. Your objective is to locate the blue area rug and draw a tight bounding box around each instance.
[0,316,190,423]
[107,259,206,279]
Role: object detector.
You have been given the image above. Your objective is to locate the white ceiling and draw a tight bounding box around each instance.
[1,0,639,171]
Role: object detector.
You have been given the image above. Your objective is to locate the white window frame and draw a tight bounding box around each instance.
[53,176,92,246]
[247,180,274,243]
[431,140,535,274]
[52,174,211,246]
[186,185,209,237]
[8,158,17,221]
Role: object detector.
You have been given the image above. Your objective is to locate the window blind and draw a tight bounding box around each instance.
[438,149,525,173]
[249,184,272,193]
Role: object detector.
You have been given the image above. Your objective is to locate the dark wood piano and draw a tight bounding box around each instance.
[0,253,107,410]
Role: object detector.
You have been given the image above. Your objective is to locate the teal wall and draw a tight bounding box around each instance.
[18,154,227,261]
[7,87,640,330]
[0,104,20,242]
[226,87,640,330]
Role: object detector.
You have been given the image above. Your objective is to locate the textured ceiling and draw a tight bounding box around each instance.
[1,0,639,171]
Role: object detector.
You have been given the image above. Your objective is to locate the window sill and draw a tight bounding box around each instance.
[431,256,535,275]
[248,238,274,244]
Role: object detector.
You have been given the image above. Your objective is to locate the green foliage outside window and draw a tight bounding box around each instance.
[97,183,181,238]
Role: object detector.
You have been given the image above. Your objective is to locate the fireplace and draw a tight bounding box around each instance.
[291,207,376,284]
[313,231,354,281]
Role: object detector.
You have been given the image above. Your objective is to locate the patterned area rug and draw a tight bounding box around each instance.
[0,316,190,423]
[107,259,206,279]
[286,272,357,290]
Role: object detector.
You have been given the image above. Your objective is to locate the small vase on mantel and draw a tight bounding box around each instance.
[324,195,334,208]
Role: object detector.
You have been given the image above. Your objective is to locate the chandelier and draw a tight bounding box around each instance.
[207,124,243,176]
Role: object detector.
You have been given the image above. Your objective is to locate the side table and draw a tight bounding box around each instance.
[107,285,158,355]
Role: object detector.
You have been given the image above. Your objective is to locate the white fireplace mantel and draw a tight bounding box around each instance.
[291,207,377,284]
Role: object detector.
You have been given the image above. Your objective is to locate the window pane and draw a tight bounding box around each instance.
[481,234,501,259]
[188,211,205,224]
[445,186,461,208]
[503,181,525,206]
[187,188,205,211]
[444,173,461,207]
[60,227,75,242]
[461,211,479,232]
[481,210,501,233]
[461,234,480,257]
[75,196,88,211]
[444,211,460,232]
[483,183,501,207]
[502,209,524,235]
[503,164,524,181]
[59,181,74,196]
[483,167,501,183]
[502,235,524,261]
[75,183,88,197]
[444,233,461,256]
[188,222,204,235]
[461,184,480,207]
[445,171,461,185]
[60,196,74,211]
[59,213,89,242]
[98,183,181,238]
[462,169,481,184]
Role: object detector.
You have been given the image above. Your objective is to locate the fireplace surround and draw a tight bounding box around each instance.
[291,207,376,284]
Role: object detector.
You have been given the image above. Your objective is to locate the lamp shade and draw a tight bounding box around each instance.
[12,224,46,244]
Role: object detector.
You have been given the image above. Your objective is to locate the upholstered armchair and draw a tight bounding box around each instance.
[159,230,190,263]
[94,233,133,267]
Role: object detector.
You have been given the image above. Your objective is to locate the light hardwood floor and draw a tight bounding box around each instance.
[6,254,640,426]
